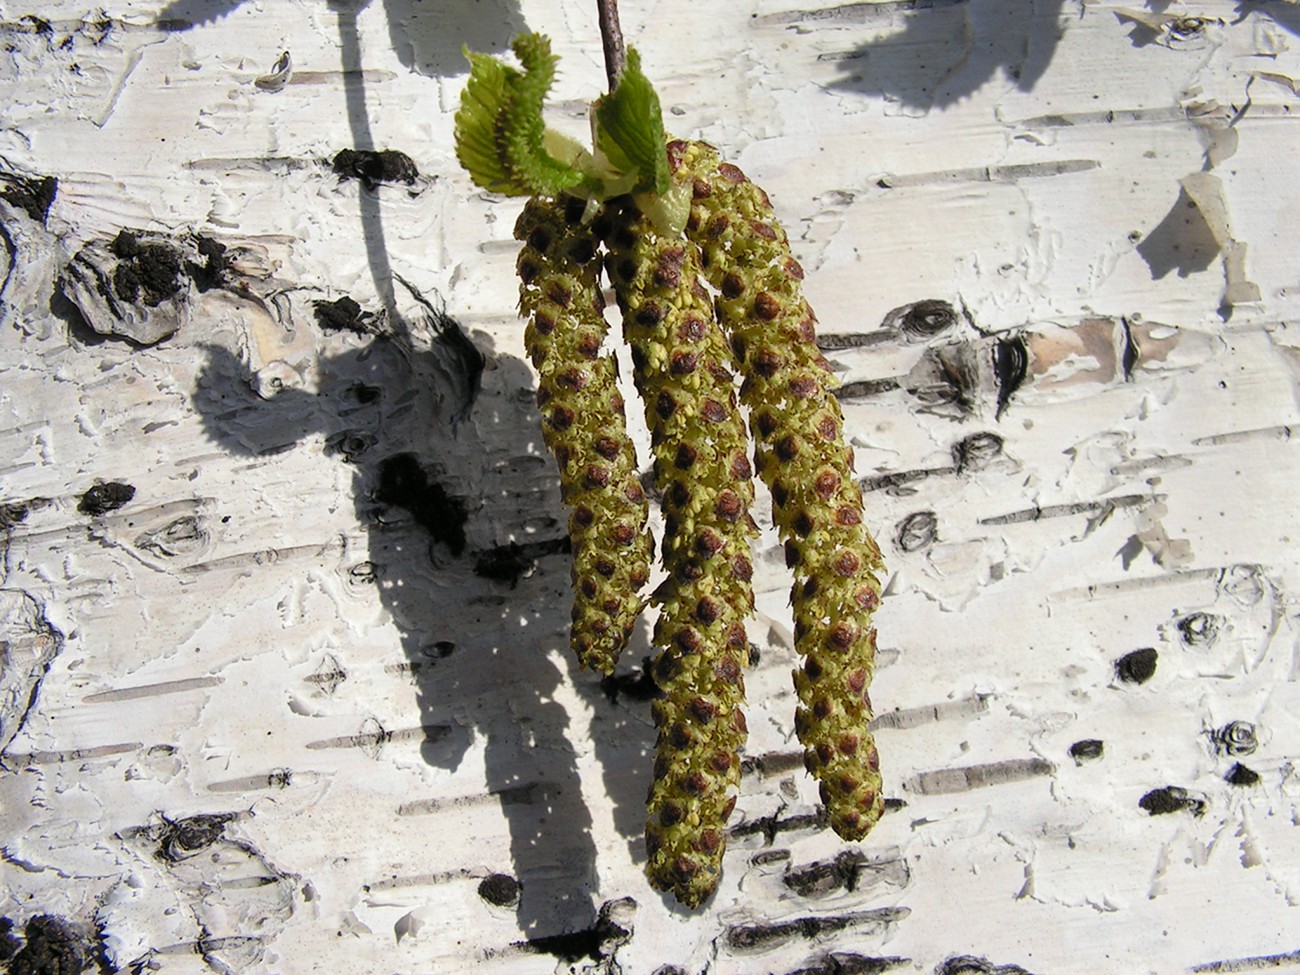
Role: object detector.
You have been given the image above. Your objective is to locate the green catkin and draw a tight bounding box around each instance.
[514,195,653,675]
[602,197,758,908]
[671,140,887,841]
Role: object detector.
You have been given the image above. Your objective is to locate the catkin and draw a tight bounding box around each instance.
[515,195,653,674]
[602,197,758,908]
[671,140,886,840]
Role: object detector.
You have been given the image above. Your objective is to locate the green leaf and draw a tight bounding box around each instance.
[501,34,587,196]
[454,48,531,195]
[454,34,673,204]
[592,49,670,196]
[453,34,590,197]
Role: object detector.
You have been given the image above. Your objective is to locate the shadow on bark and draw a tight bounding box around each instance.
[191,319,616,937]
[156,0,525,319]
[169,0,657,940]
[155,0,525,78]
[827,0,1067,111]
[1235,1,1300,34]
[1136,187,1221,280]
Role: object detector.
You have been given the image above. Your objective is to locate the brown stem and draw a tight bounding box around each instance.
[596,0,626,90]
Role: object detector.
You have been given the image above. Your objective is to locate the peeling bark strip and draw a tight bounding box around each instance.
[0,590,64,757]
[784,952,911,975]
[673,140,886,843]
[514,195,652,674]
[604,196,757,909]
[909,758,1054,795]
[724,906,909,953]
[1191,949,1300,974]
[81,675,223,703]
[781,848,911,898]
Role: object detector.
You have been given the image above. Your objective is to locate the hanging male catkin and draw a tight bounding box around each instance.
[602,196,758,908]
[671,140,886,840]
[515,194,653,674]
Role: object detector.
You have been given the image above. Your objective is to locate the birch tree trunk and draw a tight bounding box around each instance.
[2,2,1299,973]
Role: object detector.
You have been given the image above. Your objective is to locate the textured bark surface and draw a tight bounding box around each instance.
[2,2,1299,974]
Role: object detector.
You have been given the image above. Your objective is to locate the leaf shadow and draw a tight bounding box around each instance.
[155,0,526,77]
[1234,0,1300,34]
[827,0,1068,112]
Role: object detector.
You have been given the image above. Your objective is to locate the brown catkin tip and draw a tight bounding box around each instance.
[515,196,653,675]
[673,141,888,840]
[603,196,757,909]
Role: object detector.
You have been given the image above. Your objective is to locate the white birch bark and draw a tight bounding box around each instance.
[2,2,1299,973]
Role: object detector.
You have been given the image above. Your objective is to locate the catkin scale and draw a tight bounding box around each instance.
[603,198,758,908]
[515,196,653,674]
[672,140,887,840]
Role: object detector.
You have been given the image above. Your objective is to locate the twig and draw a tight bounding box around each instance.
[596,0,626,90]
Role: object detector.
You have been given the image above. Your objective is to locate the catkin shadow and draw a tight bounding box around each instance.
[165,0,657,936]
[377,0,525,78]
[828,0,1068,111]
[192,316,602,936]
